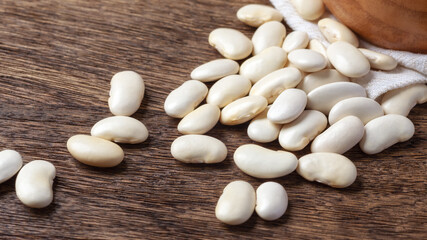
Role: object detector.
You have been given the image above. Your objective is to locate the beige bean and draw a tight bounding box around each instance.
[190,59,239,82]
[256,182,288,221]
[291,0,325,20]
[282,31,309,53]
[0,150,22,184]
[215,181,255,225]
[297,69,349,94]
[108,71,145,116]
[279,110,327,151]
[234,144,297,179]
[308,39,331,68]
[67,135,124,167]
[327,41,370,78]
[297,153,357,188]
[164,80,208,118]
[177,104,220,134]
[288,49,327,72]
[91,116,149,144]
[311,116,364,154]
[381,84,427,116]
[220,96,268,125]
[250,67,302,104]
[329,97,384,125]
[360,114,415,154]
[268,88,307,124]
[207,75,252,108]
[171,135,227,164]
[252,21,286,55]
[358,48,397,71]
[208,28,253,60]
[318,18,359,47]
[236,4,283,27]
[240,46,287,83]
[247,107,281,143]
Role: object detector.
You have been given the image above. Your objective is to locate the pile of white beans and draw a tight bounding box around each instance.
[165,3,427,225]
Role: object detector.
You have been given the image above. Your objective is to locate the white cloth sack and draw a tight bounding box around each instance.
[270,0,427,99]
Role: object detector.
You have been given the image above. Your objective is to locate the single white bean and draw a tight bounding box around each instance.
[282,31,309,53]
[381,84,427,116]
[329,97,384,125]
[240,46,287,83]
[190,59,239,82]
[171,135,227,164]
[311,116,364,154]
[67,135,124,167]
[252,21,286,55]
[288,49,327,72]
[15,160,56,208]
[164,80,208,118]
[358,48,397,71]
[279,110,327,151]
[220,96,267,125]
[307,82,367,114]
[308,39,331,68]
[236,4,283,27]
[91,116,149,144]
[256,182,288,221]
[108,71,145,116]
[0,150,22,184]
[177,104,220,134]
[206,75,252,108]
[327,41,370,78]
[247,107,281,143]
[360,114,415,154]
[291,0,325,20]
[297,153,357,188]
[215,180,255,225]
[250,67,302,104]
[318,18,359,47]
[297,69,349,94]
[208,28,253,60]
[268,88,307,124]
[234,144,297,179]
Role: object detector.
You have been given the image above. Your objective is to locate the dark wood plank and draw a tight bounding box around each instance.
[0,0,425,239]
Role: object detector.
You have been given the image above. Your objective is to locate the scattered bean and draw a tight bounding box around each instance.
[318,18,359,47]
[190,59,239,82]
[288,49,327,72]
[256,182,288,221]
[0,150,22,184]
[247,107,281,143]
[329,97,384,125]
[206,75,252,108]
[91,116,148,144]
[164,80,208,118]
[177,104,220,134]
[268,88,307,124]
[220,95,267,125]
[358,48,397,71]
[381,83,427,116]
[327,41,370,78]
[297,69,349,94]
[171,135,227,163]
[209,28,253,60]
[252,21,286,55]
[108,71,145,116]
[291,0,325,20]
[237,4,283,27]
[282,31,309,53]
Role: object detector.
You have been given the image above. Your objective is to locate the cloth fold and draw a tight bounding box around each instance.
[270,0,427,99]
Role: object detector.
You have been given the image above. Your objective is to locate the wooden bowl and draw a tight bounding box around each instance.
[323,0,427,53]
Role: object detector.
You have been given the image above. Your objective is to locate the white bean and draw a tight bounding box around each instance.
[291,0,325,20]
[268,88,307,124]
[208,28,253,60]
[360,114,415,154]
[282,31,309,53]
[240,46,287,83]
[207,75,252,108]
[247,107,281,143]
[15,160,56,208]
[220,96,267,125]
[327,41,370,78]
[164,80,208,118]
[252,21,286,55]
[381,84,427,116]
[358,48,397,71]
[0,150,22,184]
[311,116,364,154]
[329,97,384,125]
[234,144,297,179]
[91,116,149,144]
[297,153,357,188]
[215,181,255,225]
[307,82,367,114]
[236,4,283,27]
[177,104,220,134]
[171,135,227,164]
[108,71,145,116]
[256,182,288,221]
[318,18,359,47]
[190,59,239,82]
[67,135,124,167]
[308,39,331,68]
[297,69,349,94]
[288,49,327,72]
[250,67,302,104]
[279,110,327,151]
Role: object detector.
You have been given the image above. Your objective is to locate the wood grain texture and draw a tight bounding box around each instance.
[0,0,426,239]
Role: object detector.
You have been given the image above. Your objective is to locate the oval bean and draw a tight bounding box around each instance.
[327,41,370,78]
[208,28,253,60]
[177,104,220,134]
[308,39,331,68]
[268,88,307,124]
[206,75,252,108]
[318,18,359,47]
[91,116,149,144]
[164,80,208,118]
[252,21,286,55]
[108,71,145,116]
[282,31,309,53]
[190,59,239,82]
[220,96,267,125]
[288,49,327,72]
[358,48,397,71]
[171,135,227,164]
[329,97,384,125]
[381,84,427,116]
[256,182,288,221]
[236,4,283,27]
[247,107,281,143]
[291,0,325,20]
[0,150,22,184]
[297,69,349,94]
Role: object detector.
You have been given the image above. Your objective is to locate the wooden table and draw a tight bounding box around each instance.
[0,0,425,239]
